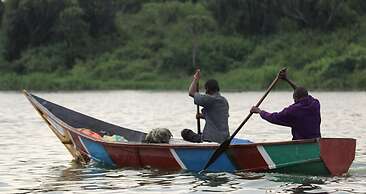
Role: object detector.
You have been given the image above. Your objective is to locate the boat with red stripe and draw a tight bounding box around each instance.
[24,90,356,176]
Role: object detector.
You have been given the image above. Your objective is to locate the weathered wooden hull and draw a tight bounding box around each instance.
[24,90,356,176]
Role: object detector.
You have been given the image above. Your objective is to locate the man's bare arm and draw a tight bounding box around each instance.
[278,69,297,90]
[189,69,200,97]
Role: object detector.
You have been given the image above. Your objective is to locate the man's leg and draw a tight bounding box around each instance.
[181,129,202,143]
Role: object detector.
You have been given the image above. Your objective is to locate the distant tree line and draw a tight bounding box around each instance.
[0,0,365,90]
[208,0,366,34]
[0,1,4,27]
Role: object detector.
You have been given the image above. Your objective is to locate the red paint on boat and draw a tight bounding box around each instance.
[139,147,181,170]
[104,144,181,170]
[230,145,269,172]
[104,145,142,167]
[320,138,356,176]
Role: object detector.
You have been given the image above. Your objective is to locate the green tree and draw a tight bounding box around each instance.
[54,5,89,67]
[3,0,66,62]
[15,44,66,73]
[184,15,215,70]
[0,1,4,27]
[113,0,143,14]
[78,0,116,37]
[207,0,360,34]
[3,0,29,62]
[277,0,358,29]
[207,0,278,34]
[350,0,366,14]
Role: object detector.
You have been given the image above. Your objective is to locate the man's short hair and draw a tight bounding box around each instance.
[293,87,308,100]
[205,79,220,94]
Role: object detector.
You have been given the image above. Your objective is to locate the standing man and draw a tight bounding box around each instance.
[250,70,321,140]
[181,69,229,143]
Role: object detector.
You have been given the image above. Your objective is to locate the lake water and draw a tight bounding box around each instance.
[0,91,365,194]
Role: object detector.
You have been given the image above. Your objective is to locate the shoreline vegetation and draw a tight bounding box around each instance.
[0,1,366,91]
[1,72,364,92]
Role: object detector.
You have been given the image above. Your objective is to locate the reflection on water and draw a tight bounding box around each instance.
[285,184,326,194]
[0,91,365,193]
[271,174,326,184]
[59,162,84,182]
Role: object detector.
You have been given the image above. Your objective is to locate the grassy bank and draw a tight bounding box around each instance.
[0,72,191,91]
[2,27,366,91]
[1,63,365,91]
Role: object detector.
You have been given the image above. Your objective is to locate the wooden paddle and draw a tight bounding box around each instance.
[201,68,285,172]
[192,32,201,135]
[196,82,201,135]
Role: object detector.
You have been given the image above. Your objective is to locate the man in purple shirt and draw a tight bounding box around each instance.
[250,71,321,140]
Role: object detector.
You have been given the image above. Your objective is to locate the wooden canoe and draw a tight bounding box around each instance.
[24,90,356,176]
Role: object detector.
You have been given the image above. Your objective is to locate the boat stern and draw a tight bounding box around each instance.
[320,138,356,176]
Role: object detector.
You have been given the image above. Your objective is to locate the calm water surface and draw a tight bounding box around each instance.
[0,91,365,194]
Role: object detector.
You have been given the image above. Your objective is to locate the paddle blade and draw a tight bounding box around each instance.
[202,139,231,171]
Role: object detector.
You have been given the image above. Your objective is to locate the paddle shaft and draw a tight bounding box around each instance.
[196,84,201,134]
[229,76,279,141]
[193,35,201,135]
[202,75,280,171]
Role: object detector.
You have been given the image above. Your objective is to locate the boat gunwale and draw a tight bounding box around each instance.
[59,122,355,150]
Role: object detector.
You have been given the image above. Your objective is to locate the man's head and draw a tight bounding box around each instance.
[205,79,220,94]
[293,87,308,102]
